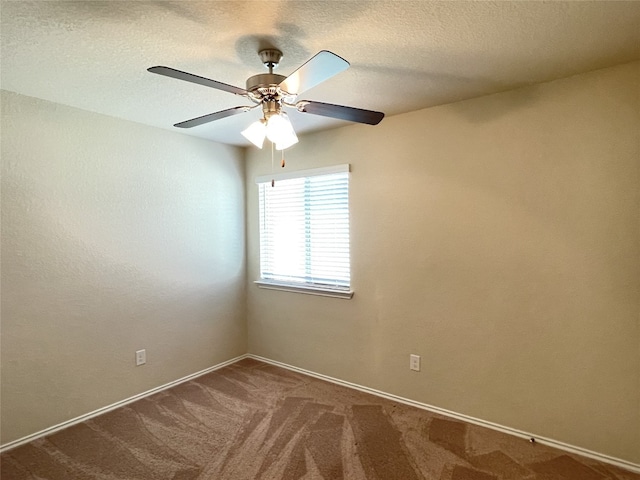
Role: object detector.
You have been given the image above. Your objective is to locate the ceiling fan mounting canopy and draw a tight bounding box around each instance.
[258,48,283,70]
[147,47,384,138]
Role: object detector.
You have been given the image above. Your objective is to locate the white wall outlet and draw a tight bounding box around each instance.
[135,349,146,366]
[410,354,421,371]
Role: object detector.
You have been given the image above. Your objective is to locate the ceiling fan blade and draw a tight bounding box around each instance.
[279,51,349,96]
[174,106,252,128]
[296,100,384,125]
[148,66,249,96]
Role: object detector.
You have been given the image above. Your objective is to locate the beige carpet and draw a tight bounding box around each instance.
[1,358,638,480]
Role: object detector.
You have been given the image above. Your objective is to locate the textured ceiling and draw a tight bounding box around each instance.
[2,1,640,146]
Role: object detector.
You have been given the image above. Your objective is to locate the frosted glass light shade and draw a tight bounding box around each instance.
[275,130,298,150]
[267,113,298,150]
[241,120,267,148]
[266,114,287,144]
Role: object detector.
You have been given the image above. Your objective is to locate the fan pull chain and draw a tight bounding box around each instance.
[281,148,286,168]
[271,142,275,187]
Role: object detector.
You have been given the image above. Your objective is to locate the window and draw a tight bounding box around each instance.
[255,164,352,298]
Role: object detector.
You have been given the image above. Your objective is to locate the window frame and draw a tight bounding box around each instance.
[254,164,354,299]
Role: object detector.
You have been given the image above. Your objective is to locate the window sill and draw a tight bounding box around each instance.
[254,280,354,299]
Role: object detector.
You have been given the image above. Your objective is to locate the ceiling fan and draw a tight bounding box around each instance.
[148,49,384,149]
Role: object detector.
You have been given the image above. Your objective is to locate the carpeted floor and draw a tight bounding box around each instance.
[1,358,638,480]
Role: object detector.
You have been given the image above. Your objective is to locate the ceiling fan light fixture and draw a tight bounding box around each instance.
[241,119,267,148]
[275,127,298,150]
[267,112,298,149]
[275,134,298,151]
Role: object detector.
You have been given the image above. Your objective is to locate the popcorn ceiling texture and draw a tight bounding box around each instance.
[1,1,639,145]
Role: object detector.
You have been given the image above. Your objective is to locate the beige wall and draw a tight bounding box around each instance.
[2,61,638,464]
[246,62,640,463]
[0,91,247,444]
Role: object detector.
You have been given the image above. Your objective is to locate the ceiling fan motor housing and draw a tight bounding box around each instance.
[246,73,287,95]
[246,49,287,100]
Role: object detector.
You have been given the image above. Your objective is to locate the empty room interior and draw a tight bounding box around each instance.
[1,1,639,479]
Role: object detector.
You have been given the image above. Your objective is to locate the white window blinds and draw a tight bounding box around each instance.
[256,165,350,291]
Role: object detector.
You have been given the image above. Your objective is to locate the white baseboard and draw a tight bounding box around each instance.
[248,354,640,474]
[0,354,249,454]
[3,352,638,474]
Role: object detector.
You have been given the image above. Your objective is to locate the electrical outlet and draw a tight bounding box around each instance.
[136,349,146,366]
[410,354,420,371]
